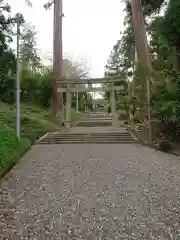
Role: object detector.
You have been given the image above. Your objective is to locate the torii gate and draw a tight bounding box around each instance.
[56,77,125,128]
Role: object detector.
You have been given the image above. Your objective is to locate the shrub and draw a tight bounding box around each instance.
[38,75,52,108]
[157,140,172,152]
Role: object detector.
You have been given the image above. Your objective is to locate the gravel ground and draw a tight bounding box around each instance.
[1,144,180,239]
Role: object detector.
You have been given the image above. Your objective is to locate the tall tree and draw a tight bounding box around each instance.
[130,0,152,78]
[0,0,19,102]
[20,23,41,72]
[25,0,62,115]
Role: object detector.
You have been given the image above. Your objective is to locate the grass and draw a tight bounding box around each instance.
[0,103,60,143]
[0,124,31,178]
[0,103,59,178]
[0,102,84,178]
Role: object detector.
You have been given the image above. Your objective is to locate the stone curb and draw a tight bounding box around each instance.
[37,132,49,142]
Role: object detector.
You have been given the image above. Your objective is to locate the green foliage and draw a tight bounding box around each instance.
[123,95,140,121]
[21,114,57,143]
[0,124,19,170]
[158,140,172,152]
[0,0,92,111]
[130,96,139,117]
[0,102,57,132]
[151,71,179,123]
[0,103,59,175]
[0,123,31,178]
[160,0,180,51]
[125,0,166,16]
[106,0,180,143]
[124,95,130,116]
[0,123,31,177]
[0,0,92,178]
[20,23,41,71]
[38,74,52,108]
[118,112,128,121]
[141,0,166,15]
[20,71,40,102]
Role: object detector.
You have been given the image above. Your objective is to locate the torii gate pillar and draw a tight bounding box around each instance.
[110,84,118,127]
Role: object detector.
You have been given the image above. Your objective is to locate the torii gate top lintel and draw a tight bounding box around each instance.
[56,76,125,93]
[56,76,125,84]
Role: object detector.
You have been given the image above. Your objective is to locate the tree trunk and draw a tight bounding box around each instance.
[132,46,138,96]
[130,0,152,78]
[172,46,180,71]
[52,0,63,115]
[131,0,153,121]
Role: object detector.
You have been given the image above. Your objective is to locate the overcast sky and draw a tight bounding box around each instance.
[9,0,125,77]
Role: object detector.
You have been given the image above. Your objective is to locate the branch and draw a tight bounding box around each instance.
[77,71,90,79]
[0,4,11,12]
[44,0,54,9]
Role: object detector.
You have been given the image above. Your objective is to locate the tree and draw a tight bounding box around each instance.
[0,0,17,102]
[20,23,41,72]
[130,0,153,79]
[24,0,62,114]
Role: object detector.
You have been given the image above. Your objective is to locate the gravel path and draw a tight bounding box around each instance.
[1,144,180,239]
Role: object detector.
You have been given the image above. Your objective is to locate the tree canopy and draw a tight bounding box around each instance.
[105,0,180,136]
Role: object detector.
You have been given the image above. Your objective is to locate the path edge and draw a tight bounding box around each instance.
[0,141,31,181]
[128,126,180,156]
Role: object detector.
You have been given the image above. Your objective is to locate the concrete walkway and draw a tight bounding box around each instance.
[1,143,180,238]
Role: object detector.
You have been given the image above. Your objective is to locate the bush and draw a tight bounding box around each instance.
[118,112,128,120]
[157,140,172,152]
[38,75,52,108]
[21,73,40,103]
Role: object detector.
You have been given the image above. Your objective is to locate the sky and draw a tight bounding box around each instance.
[9,0,125,78]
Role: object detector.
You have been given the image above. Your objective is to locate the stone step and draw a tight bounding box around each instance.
[37,139,135,144]
[47,133,131,137]
[46,133,131,137]
[37,132,135,144]
[37,139,134,144]
[39,136,133,140]
[76,121,112,127]
[87,118,112,121]
[79,119,112,124]
[88,115,109,118]
[43,136,132,139]
[39,137,133,142]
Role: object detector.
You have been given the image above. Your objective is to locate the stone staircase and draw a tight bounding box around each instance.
[36,131,135,144]
[36,111,136,144]
[76,112,112,127]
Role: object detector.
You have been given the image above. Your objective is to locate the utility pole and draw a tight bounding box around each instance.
[16,13,20,140]
[52,0,64,115]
